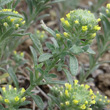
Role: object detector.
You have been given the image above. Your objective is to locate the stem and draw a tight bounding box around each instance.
[80,45,107,83]
[25,84,35,94]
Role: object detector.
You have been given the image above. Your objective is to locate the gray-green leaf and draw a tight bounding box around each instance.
[69,55,78,76]
[38,53,53,62]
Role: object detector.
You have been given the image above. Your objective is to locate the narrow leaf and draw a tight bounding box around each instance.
[7,67,18,88]
[63,68,73,85]
[30,94,44,110]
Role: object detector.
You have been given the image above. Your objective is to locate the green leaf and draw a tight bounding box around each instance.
[0,73,9,80]
[41,20,56,37]
[26,0,33,14]
[69,55,78,76]
[18,108,32,110]
[69,45,84,54]
[46,42,55,50]
[7,67,18,88]
[38,53,53,62]
[49,0,64,4]
[50,37,59,48]
[45,73,57,78]
[30,34,43,54]
[30,94,44,110]
[19,101,31,106]
[0,0,13,7]
[63,68,73,86]
[0,11,24,19]
[13,0,20,8]
[89,54,95,67]
[0,27,14,41]
[0,104,4,109]
[101,14,110,38]
[26,67,34,85]
[30,46,37,66]
[48,94,60,106]
[87,47,95,54]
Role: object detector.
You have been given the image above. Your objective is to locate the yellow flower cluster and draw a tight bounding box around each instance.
[51,80,110,110]
[106,3,110,14]
[0,85,26,106]
[52,80,96,110]
[91,91,110,109]
[60,9,101,45]
[0,9,25,30]
[36,30,47,41]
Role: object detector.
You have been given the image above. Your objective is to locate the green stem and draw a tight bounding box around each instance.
[25,85,35,95]
[80,45,107,83]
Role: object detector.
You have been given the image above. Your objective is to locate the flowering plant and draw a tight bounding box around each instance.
[0,0,110,110]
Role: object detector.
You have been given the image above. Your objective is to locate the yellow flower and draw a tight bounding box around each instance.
[97,18,101,22]
[2,87,6,92]
[3,22,8,27]
[91,100,96,104]
[66,13,70,19]
[15,96,19,102]
[65,101,70,106]
[99,99,102,101]
[106,9,109,14]
[74,20,79,24]
[22,21,25,25]
[85,101,88,104]
[80,104,86,109]
[73,100,79,104]
[65,83,71,90]
[14,88,17,91]
[0,95,2,100]
[64,20,70,27]
[105,96,107,99]
[40,35,44,38]
[21,88,25,94]
[60,103,64,106]
[94,25,101,31]
[81,84,84,87]
[65,90,69,96]
[63,32,69,38]
[15,24,19,28]
[107,100,110,103]
[13,50,17,55]
[56,33,61,39]
[74,80,78,85]
[4,99,9,103]
[85,84,90,89]
[11,19,15,22]
[19,18,23,21]
[88,108,92,110]
[82,26,88,31]
[106,3,110,9]
[13,11,18,14]
[9,85,12,90]
[37,30,40,34]
[60,18,65,22]
[91,33,96,38]
[97,91,99,94]
[21,97,26,102]
[20,52,24,56]
[89,89,93,95]
[88,11,91,13]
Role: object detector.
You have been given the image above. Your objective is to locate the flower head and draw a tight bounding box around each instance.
[60,9,100,46]
[0,85,27,107]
